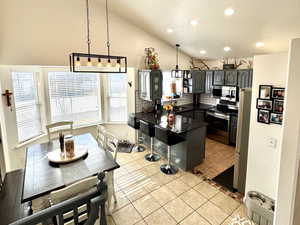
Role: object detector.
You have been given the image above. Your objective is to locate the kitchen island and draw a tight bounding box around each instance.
[130,109,208,171]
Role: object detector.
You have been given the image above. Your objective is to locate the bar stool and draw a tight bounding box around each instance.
[128,114,145,152]
[154,126,185,175]
[139,120,161,162]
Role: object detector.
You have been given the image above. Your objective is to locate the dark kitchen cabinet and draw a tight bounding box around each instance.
[150,70,163,100]
[191,70,206,93]
[213,70,225,86]
[194,110,205,121]
[139,70,162,101]
[238,69,253,88]
[225,70,238,86]
[229,114,238,145]
[205,70,214,94]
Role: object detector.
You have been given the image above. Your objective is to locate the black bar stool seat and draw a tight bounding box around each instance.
[140,120,161,162]
[128,114,145,152]
[155,126,185,175]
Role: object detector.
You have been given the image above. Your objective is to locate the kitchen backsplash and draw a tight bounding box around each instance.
[200,94,218,105]
[135,91,193,113]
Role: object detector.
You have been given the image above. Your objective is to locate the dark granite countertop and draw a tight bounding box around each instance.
[134,112,207,134]
[173,103,215,114]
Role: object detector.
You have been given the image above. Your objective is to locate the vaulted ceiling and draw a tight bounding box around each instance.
[101,0,300,59]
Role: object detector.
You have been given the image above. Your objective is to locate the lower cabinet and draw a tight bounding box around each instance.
[229,114,238,145]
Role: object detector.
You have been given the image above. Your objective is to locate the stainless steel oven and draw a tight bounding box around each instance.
[206,110,230,144]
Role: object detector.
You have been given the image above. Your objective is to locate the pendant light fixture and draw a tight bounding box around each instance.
[69,0,127,73]
[171,44,186,78]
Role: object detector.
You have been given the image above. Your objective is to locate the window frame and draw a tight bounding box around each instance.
[106,74,128,123]
[10,67,45,143]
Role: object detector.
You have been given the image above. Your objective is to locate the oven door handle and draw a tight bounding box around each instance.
[207,112,230,120]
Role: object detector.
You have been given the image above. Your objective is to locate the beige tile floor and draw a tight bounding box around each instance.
[106,149,255,225]
[195,138,236,179]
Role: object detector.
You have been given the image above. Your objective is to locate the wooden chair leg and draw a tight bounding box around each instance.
[112,179,117,204]
[100,203,107,225]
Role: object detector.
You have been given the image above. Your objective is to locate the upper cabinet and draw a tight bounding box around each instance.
[205,70,214,94]
[213,70,225,86]
[225,70,238,86]
[150,70,163,100]
[237,69,253,88]
[191,70,206,93]
[139,70,162,101]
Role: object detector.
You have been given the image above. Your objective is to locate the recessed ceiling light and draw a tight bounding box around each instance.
[256,42,265,47]
[166,28,173,33]
[224,8,235,16]
[190,20,198,26]
[224,46,231,52]
[200,50,207,55]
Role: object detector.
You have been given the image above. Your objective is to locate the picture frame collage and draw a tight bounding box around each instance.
[256,85,285,125]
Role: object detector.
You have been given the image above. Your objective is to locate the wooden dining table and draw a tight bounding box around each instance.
[21,133,120,206]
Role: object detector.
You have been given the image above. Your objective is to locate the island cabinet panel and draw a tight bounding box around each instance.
[192,70,206,93]
[213,70,225,86]
[225,70,238,86]
[238,69,253,88]
[205,70,214,94]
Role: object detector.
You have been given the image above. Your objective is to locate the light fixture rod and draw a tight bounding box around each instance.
[105,0,110,57]
[176,44,180,69]
[86,0,91,55]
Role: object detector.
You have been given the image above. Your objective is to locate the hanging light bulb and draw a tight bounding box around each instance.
[75,57,81,66]
[87,57,92,66]
[107,58,111,67]
[116,59,121,68]
[97,58,102,67]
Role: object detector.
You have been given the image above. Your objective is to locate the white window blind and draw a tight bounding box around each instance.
[12,72,42,142]
[48,72,100,125]
[107,74,127,122]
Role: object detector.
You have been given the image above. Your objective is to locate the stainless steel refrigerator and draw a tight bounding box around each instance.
[233,88,252,193]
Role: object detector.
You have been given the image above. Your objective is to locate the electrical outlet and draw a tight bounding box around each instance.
[268,137,277,149]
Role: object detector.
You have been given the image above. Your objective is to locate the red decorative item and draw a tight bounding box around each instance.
[168,113,175,125]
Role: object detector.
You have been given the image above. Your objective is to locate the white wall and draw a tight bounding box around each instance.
[275,38,300,225]
[246,53,288,200]
[0,0,190,69]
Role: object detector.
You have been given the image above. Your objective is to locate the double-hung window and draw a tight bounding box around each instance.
[12,72,43,142]
[107,74,127,122]
[47,71,101,126]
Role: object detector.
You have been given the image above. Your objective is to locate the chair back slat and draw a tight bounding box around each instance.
[73,208,79,225]
[96,125,119,161]
[46,121,73,141]
[58,214,64,225]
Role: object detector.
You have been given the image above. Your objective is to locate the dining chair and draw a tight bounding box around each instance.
[96,125,107,149]
[46,121,74,141]
[10,173,108,225]
[49,175,102,225]
[96,125,118,215]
